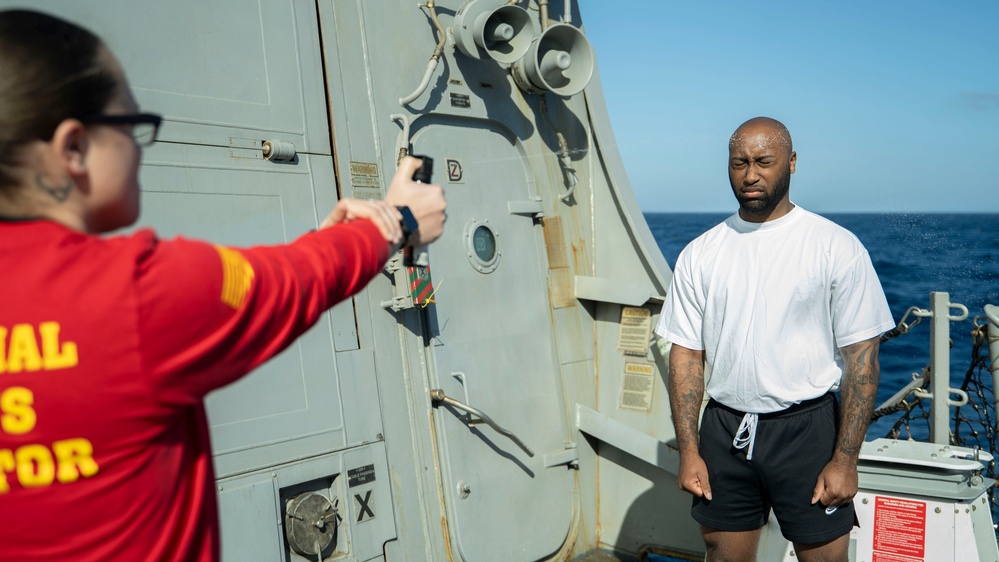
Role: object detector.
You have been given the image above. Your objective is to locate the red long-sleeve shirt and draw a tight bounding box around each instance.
[0,219,388,561]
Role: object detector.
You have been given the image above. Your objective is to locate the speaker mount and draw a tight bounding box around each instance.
[454,0,536,64]
[512,23,594,97]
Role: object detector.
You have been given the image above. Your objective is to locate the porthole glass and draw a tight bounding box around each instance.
[472,226,496,263]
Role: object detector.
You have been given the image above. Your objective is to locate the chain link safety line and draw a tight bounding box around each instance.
[876,316,999,538]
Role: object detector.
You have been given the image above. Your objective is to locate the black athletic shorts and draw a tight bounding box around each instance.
[691,393,857,544]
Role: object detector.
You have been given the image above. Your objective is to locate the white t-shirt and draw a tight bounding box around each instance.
[655,205,895,413]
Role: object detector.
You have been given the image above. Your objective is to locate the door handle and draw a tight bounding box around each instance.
[430,389,534,457]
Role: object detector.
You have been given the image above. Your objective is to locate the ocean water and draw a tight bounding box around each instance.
[645,212,999,439]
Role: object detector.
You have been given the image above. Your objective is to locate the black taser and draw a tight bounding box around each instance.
[403,155,433,267]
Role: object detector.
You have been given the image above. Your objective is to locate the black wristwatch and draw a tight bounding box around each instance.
[396,206,419,247]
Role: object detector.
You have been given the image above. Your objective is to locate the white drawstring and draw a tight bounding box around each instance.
[733,412,759,460]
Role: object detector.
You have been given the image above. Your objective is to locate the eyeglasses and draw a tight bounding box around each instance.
[81,113,162,147]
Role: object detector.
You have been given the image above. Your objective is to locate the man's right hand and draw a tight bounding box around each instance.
[384,156,446,246]
[668,343,711,500]
[678,451,713,501]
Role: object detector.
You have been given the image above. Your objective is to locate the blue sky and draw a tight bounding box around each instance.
[577,1,999,213]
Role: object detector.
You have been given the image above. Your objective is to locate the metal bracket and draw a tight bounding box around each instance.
[380,253,416,311]
[543,444,579,468]
[912,302,969,322]
[228,137,263,160]
[912,387,969,407]
[575,275,662,306]
[508,198,543,219]
[575,404,678,474]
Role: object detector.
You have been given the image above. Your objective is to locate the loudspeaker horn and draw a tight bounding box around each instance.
[454,0,536,64]
[512,23,594,97]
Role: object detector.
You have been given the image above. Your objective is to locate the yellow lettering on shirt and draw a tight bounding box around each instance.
[0,386,35,435]
[39,322,78,370]
[15,443,55,488]
[0,322,78,374]
[215,246,255,310]
[52,438,99,483]
[0,449,13,493]
[7,324,42,373]
[0,439,100,493]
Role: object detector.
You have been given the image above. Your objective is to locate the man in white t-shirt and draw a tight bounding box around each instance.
[655,117,894,562]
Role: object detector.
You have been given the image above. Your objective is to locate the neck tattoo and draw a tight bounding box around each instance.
[35,174,73,202]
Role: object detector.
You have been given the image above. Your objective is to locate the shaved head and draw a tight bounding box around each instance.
[730,117,793,156]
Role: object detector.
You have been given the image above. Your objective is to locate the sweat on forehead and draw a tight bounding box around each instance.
[729,117,793,152]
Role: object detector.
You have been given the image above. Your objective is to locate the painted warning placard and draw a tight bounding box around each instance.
[872,496,926,561]
[620,362,655,412]
[617,307,652,356]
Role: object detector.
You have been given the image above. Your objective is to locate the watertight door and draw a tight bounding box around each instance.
[413,122,575,561]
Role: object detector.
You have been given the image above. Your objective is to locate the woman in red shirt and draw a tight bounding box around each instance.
[0,9,445,561]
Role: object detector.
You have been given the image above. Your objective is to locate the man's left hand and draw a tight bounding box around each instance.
[811,455,858,508]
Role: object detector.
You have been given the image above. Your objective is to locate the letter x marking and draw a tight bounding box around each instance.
[355,490,374,522]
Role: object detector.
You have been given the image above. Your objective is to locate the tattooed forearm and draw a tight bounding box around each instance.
[668,344,705,453]
[836,336,881,458]
[35,173,72,202]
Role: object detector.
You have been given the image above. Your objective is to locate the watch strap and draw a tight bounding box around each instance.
[395,205,419,246]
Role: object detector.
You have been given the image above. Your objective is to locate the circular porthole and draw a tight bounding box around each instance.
[464,219,501,273]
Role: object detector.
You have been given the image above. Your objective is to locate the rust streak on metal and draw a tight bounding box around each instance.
[426,399,456,562]
[439,515,453,562]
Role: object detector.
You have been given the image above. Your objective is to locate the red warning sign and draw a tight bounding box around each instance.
[872,496,926,561]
